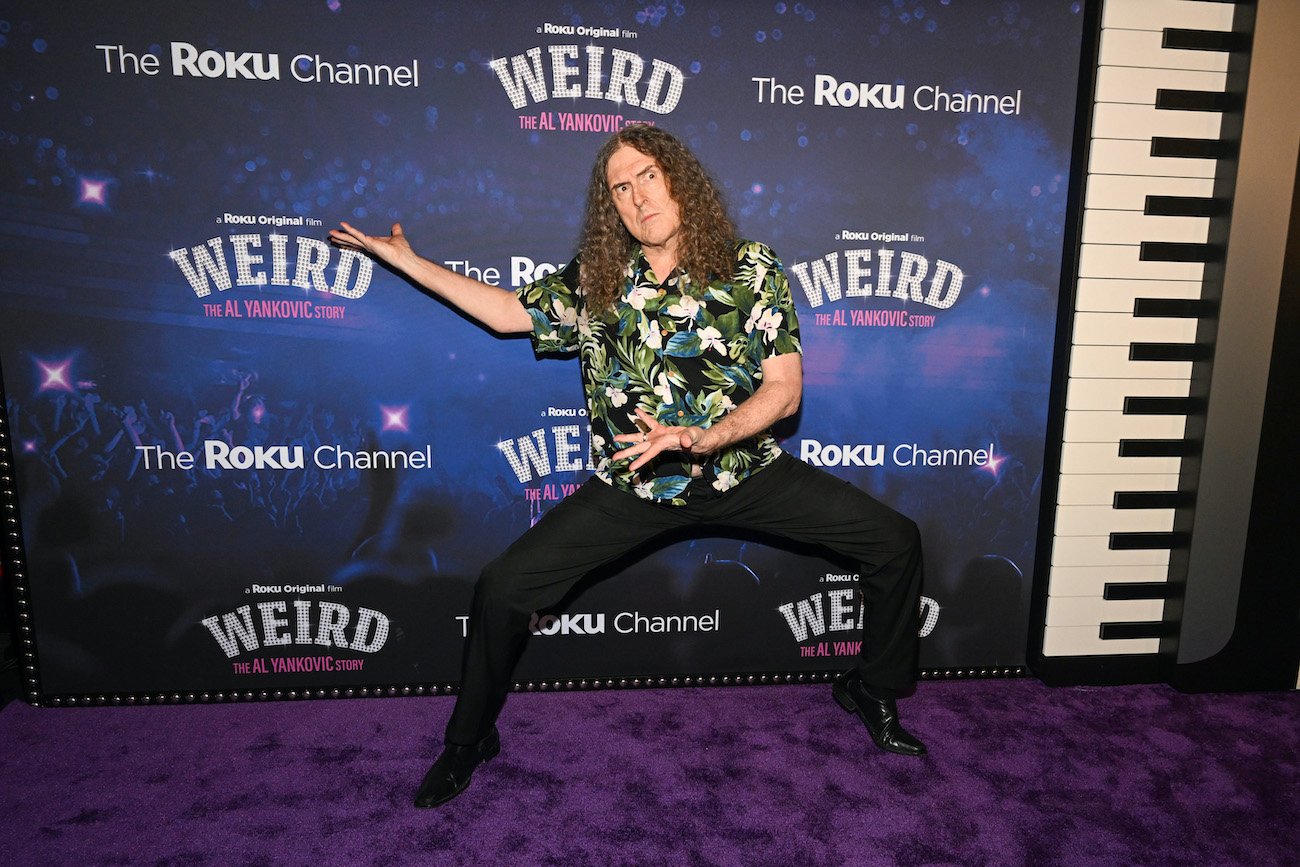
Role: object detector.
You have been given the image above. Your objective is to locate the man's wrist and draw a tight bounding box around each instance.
[391,246,423,275]
[692,426,722,454]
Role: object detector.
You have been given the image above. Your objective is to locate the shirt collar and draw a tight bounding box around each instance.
[630,243,690,288]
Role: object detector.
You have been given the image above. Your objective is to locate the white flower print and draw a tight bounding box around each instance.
[666,295,700,320]
[628,284,659,311]
[639,317,663,350]
[698,325,725,355]
[552,298,578,328]
[745,306,783,342]
[653,373,674,403]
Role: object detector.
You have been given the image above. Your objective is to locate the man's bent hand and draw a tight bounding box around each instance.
[329,222,414,272]
[612,408,713,473]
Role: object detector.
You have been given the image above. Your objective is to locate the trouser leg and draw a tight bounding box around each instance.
[710,454,923,691]
[444,479,686,745]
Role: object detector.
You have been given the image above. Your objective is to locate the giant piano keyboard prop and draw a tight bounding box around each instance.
[1031,0,1300,688]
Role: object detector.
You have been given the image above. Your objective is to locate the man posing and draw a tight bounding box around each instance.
[330,126,927,809]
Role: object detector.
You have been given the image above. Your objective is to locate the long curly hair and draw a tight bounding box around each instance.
[579,126,736,311]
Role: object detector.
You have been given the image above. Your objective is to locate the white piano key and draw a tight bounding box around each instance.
[1063,410,1188,442]
[1072,311,1199,345]
[1076,278,1206,312]
[1061,442,1182,475]
[1052,536,1172,568]
[1093,103,1223,141]
[1042,625,1160,656]
[1098,28,1230,73]
[1089,138,1217,179]
[1065,378,1190,411]
[1048,565,1171,596]
[1069,345,1194,381]
[1078,243,1205,281]
[1081,211,1210,245]
[1046,594,1166,627]
[1055,504,1176,536]
[1085,174,1215,210]
[1102,0,1234,32]
[1057,474,1180,505]
[1094,66,1228,105]
[1069,345,1193,380]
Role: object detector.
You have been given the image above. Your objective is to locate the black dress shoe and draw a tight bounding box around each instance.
[832,671,927,757]
[413,728,501,808]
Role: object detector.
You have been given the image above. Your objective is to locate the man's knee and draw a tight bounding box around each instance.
[886,513,922,558]
[901,515,922,548]
[472,557,524,615]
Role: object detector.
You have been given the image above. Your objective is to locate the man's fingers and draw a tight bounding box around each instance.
[611,439,651,461]
[612,432,666,464]
[329,225,367,251]
[627,440,670,473]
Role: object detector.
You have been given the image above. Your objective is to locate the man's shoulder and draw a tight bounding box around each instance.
[733,238,779,261]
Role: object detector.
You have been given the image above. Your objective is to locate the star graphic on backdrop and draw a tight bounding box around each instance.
[78,177,109,206]
[380,405,410,432]
[980,452,1007,478]
[37,358,73,392]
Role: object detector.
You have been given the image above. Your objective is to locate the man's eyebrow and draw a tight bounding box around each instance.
[609,163,659,191]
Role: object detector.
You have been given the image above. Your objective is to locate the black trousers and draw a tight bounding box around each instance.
[445,452,923,745]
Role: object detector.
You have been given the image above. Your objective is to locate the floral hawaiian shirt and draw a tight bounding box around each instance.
[516,239,801,505]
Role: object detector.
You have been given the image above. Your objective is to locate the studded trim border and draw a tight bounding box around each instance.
[27,667,1028,707]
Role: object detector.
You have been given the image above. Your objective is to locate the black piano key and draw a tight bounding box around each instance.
[1162,28,1249,53]
[1109,531,1188,550]
[1155,88,1241,113]
[1130,343,1213,362]
[1132,298,1217,318]
[1151,137,1236,160]
[1145,195,1228,217]
[1140,241,1223,263]
[1099,621,1175,641]
[1123,396,1206,415]
[1118,439,1198,458]
[1113,490,1195,510]
[1103,583,1176,601]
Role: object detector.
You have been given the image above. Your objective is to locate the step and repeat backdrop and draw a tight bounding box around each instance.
[0,1,1085,699]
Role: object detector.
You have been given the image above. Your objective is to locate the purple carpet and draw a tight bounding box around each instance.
[1,679,1296,866]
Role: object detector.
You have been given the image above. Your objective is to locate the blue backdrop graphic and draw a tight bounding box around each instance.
[0,1,1084,696]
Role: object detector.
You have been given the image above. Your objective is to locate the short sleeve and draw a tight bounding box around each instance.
[736,241,802,361]
[515,257,583,354]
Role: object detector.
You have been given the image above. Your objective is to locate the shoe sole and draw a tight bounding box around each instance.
[414,738,502,808]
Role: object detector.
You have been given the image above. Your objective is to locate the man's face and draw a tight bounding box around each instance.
[606,143,683,263]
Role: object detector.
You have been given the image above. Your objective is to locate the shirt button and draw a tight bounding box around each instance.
[677,411,685,417]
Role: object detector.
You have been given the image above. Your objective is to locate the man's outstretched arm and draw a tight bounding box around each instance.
[329,222,533,334]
